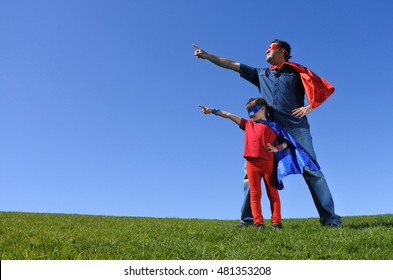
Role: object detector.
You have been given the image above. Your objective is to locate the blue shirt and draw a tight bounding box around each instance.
[240,64,309,129]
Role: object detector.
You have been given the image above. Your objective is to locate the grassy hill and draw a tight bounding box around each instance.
[1,212,392,260]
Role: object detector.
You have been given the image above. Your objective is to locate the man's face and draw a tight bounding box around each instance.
[266,43,286,65]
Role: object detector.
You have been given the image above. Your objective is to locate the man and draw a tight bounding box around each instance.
[193,39,341,227]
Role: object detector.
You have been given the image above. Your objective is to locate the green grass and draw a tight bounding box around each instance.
[1,212,392,260]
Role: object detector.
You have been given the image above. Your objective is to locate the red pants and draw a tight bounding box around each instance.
[246,158,281,225]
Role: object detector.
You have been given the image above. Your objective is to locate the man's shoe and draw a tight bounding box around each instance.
[236,221,252,228]
[325,223,341,228]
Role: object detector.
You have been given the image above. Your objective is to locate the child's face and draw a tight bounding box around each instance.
[247,104,265,120]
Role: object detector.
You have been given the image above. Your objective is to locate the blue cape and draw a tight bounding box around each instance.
[257,120,320,190]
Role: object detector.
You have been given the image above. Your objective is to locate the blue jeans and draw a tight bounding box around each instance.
[240,127,341,226]
[240,165,253,224]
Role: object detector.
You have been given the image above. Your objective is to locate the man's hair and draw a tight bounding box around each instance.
[271,39,292,61]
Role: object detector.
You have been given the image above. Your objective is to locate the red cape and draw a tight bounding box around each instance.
[271,62,335,109]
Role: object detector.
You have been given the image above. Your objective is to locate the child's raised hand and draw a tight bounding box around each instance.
[199,105,212,115]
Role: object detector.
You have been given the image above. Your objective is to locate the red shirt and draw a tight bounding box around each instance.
[239,118,279,161]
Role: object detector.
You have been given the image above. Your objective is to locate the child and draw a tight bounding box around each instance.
[199,97,289,229]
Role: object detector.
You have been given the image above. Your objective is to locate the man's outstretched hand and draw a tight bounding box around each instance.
[193,44,207,59]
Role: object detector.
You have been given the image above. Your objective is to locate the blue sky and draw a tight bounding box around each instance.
[1,0,392,222]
